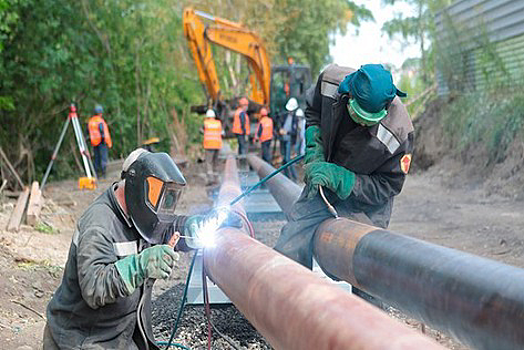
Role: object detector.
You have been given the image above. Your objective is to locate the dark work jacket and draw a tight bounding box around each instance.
[279,111,299,144]
[305,64,414,228]
[46,184,189,350]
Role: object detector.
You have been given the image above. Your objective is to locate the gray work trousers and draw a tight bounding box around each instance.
[205,149,219,184]
[274,186,382,307]
[274,186,372,269]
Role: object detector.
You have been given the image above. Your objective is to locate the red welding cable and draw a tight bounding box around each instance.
[230,209,255,239]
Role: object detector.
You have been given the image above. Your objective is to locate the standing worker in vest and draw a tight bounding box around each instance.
[232,97,250,155]
[203,108,223,185]
[88,104,112,178]
[255,107,273,163]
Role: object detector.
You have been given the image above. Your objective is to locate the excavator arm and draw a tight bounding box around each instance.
[182,8,271,106]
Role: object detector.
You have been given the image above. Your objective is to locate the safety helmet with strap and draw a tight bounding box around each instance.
[285,97,298,112]
[122,150,186,244]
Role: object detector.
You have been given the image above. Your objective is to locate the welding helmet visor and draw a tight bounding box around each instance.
[124,151,186,244]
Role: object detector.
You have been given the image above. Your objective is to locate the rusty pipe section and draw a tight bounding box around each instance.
[247,154,301,213]
[216,155,246,215]
[204,229,443,350]
[248,155,524,350]
[204,155,443,350]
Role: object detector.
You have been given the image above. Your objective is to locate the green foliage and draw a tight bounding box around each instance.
[0,0,373,186]
[35,221,57,234]
[442,89,524,163]
[271,0,373,74]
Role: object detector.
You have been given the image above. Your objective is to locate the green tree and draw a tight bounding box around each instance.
[381,0,452,84]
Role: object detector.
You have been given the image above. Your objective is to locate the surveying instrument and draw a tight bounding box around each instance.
[41,103,97,191]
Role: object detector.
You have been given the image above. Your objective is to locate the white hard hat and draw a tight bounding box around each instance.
[206,109,216,118]
[285,97,299,111]
[295,108,304,118]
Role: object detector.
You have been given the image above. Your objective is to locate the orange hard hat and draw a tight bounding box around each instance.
[239,97,249,106]
[259,107,269,116]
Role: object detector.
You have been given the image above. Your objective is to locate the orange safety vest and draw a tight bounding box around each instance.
[88,115,112,148]
[232,108,250,135]
[203,119,223,150]
[257,116,273,143]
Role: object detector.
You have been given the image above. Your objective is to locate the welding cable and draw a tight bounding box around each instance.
[201,252,243,350]
[162,252,198,350]
[319,185,339,218]
[229,154,305,206]
[227,208,255,239]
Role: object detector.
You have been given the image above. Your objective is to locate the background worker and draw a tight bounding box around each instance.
[255,107,273,163]
[88,104,112,178]
[274,63,413,304]
[279,97,299,181]
[232,97,250,155]
[296,108,306,156]
[43,149,203,350]
[203,108,223,185]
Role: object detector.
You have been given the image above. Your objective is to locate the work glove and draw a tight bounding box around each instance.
[304,161,355,200]
[304,126,324,164]
[115,245,178,295]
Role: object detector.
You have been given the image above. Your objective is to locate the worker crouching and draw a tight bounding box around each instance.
[275,64,414,304]
[43,149,202,350]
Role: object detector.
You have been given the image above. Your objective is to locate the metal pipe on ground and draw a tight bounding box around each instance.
[204,154,443,350]
[247,154,524,350]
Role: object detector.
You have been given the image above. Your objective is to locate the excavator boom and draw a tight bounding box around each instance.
[182,8,271,106]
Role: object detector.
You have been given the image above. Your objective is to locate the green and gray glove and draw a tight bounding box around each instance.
[304,161,356,200]
[115,245,178,295]
[304,126,324,165]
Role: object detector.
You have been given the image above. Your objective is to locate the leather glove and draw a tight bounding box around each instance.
[304,126,324,164]
[304,161,355,200]
[115,245,178,295]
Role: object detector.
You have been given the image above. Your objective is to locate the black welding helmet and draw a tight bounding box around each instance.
[123,150,186,244]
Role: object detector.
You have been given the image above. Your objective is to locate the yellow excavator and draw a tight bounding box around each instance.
[183,8,311,135]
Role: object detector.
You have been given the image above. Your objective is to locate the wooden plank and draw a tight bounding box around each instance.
[7,187,30,232]
[26,181,42,226]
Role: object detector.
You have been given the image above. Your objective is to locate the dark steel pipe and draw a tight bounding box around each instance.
[246,154,301,212]
[204,154,443,350]
[248,154,524,350]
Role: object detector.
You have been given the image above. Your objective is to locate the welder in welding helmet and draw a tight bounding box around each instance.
[123,150,186,244]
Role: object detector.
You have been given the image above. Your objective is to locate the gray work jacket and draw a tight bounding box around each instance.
[45,184,188,349]
[305,64,414,228]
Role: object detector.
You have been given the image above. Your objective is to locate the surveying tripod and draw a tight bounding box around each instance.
[41,104,97,191]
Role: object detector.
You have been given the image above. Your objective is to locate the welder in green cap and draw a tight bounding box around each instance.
[275,63,414,304]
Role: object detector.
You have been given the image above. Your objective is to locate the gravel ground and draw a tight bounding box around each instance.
[151,215,286,350]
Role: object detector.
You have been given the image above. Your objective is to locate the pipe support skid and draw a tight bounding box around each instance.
[205,154,443,350]
[248,154,524,350]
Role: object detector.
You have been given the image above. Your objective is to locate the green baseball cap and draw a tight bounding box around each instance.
[338,64,406,125]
